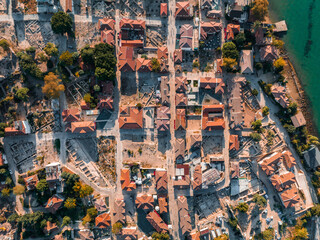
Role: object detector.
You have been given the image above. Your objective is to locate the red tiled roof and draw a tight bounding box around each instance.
[95,213,111,228]
[177,196,192,236]
[119,47,135,72]
[121,227,138,240]
[62,108,80,122]
[202,105,225,130]
[155,170,168,192]
[45,194,64,213]
[175,76,187,92]
[175,108,186,131]
[174,49,183,64]
[229,134,240,151]
[80,100,90,110]
[230,162,240,178]
[135,194,154,211]
[200,21,222,40]
[119,107,143,129]
[283,151,297,169]
[226,24,240,41]
[192,165,202,191]
[175,93,188,107]
[280,186,301,208]
[24,174,38,191]
[45,221,58,234]
[160,3,168,17]
[157,46,168,60]
[120,18,146,30]
[113,199,126,224]
[98,18,114,31]
[120,169,136,191]
[200,77,225,94]
[180,24,193,49]
[270,172,296,192]
[136,58,152,72]
[158,197,168,214]
[175,2,192,18]
[71,121,95,133]
[260,152,283,175]
[259,45,279,62]
[146,211,168,233]
[97,97,113,110]
[101,30,115,46]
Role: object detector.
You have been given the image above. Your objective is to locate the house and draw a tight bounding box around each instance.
[155,169,168,193]
[176,93,188,107]
[119,107,143,129]
[176,2,192,18]
[177,196,192,237]
[270,172,296,192]
[230,162,240,178]
[226,24,240,41]
[97,97,113,110]
[119,47,135,72]
[176,76,187,92]
[24,174,39,191]
[156,106,170,132]
[120,18,145,30]
[95,213,111,228]
[201,0,212,9]
[113,199,126,224]
[255,27,272,46]
[70,121,95,133]
[200,77,225,94]
[303,146,320,169]
[207,9,222,19]
[5,120,31,136]
[45,194,64,214]
[174,49,183,64]
[101,30,115,46]
[135,193,154,211]
[62,108,81,122]
[240,50,254,74]
[202,105,225,130]
[157,46,168,60]
[44,221,58,235]
[158,197,168,214]
[120,227,138,240]
[120,18,145,48]
[271,84,290,108]
[80,100,90,110]
[202,168,220,187]
[65,0,72,12]
[136,58,152,72]
[120,169,136,191]
[259,45,279,62]
[95,198,108,213]
[146,211,168,233]
[180,24,193,50]
[192,165,202,191]
[175,138,186,163]
[283,150,297,171]
[45,162,61,191]
[190,134,202,150]
[229,134,240,151]
[160,76,170,106]
[291,112,306,128]
[259,152,282,175]
[160,3,167,17]
[98,18,114,31]
[228,5,246,22]
[280,186,301,208]
[175,109,186,131]
[215,59,223,76]
[200,21,222,40]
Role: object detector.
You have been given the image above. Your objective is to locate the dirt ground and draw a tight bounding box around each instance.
[202,135,222,155]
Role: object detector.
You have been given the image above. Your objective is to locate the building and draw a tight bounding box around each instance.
[259,152,283,175]
[180,24,193,50]
[200,77,225,94]
[280,186,301,209]
[155,169,168,193]
[146,211,168,233]
[189,134,202,150]
[228,5,247,22]
[120,18,145,48]
[24,174,39,191]
[99,18,115,46]
[156,106,170,132]
[70,121,95,133]
[45,162,61,191]
[95,198,108,213]
[62,108,80,122]
[174,165,190,189]
[202,168,220,187]
[229,135,240,151]
[113,199,126,224]
[270,172,296,192]
[176,77,187,92]
[192,165,202,191]
[283,150,297,171]
[135,193,154,211]
[174,49,183,64]
[230,162,240,178]
[202,105,225,131]
[120,227,138,240]
[120,169,136,191]
[119,107,143,129]
[175,138,186,163]
[259,45,279,62]
[291,112,306,128]
[175,2,192,18]
[45,194,64,214]
[303,146,320,169]
[65,0,72,12]
[119,47,135,72]
[240,50,254,74]
[5,120,31,136]
[97,97,113,110]
[226,24,240,41]
[160,3,168,17]
[215,59,223,76]
[176,93,188,107]
[158,197,168,214]
[44,221,58,235]
[175,109,186,131]
[271,84,290,108]
[207,9,222,19]
[95,213,111,228]
[160,76,170,106]
[177,196,192,237]
[200,21,222,40]
[136,58,152,72]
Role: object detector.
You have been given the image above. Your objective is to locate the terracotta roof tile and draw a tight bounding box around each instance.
[202,105,225,130]
[95,213,111,228]
[146,211,168,233]
[135,193,154,211]
[120,169,136,191]
[155,170,168,192]
[119,107,143,129]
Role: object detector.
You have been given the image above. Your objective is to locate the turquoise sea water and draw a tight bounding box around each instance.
[268,0,320,135]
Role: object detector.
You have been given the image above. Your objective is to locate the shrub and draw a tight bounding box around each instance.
[51,11,73,35]
[112,222,123,234]
[252,89,259,96]
[250,132,262,142]
[236,202,249,212]
[253,194,267,208]
[262,106,269,116]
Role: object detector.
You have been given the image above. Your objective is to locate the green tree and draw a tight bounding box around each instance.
[288,102,298,115]
[228,217,238,229]
[64,197,76,209]
[1,188,10,197]
[95,67,110,80]
[250,132,262,142]
[82,207,98,225]
[62,216,71,227]
[151,58,161,72]
[252,120,263,132]
[79,184,93,198]
[0,39,10,52]
[94,43,116,81]
[253,194,267,208]
[273,57,285,73]
[307,135,320,146]
[251,0,269,21]
[7,213,19,223]
[112,222,123,234]
[17,51,43,79]
[5,177,12,186]
[273,39,284,49]
[36,179,48,192]
[222,57,237,72]
[42,72,65,99]
[44,42,59,56]
[83,93,93,104]
[151,232,170,240]
[51,11,73,35]
[234,33,246,47]
[222,42,239,60]
[284,124,296,134]
[252,89,259,96]
[262,106,269,116]
[15,87,29,102]
[59,51,73,66]
[294,227,308,240]
[13,185,25,195]
[80,45,94,65]
[236,202,249,212]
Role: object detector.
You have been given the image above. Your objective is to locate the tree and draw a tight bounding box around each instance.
[79,184,93,198]
[42,72,65,99]
[64,197,76,209]
[294,227,308,240]
[253,194,267,208]
[273,57,285,72]
[51,11,73,35]
[215,235,229,240]
[228,217,238,229]
[62,216,71,227]
[256,228,274,240]
[255,62,263,70]
[0,39,10,52]
[7,213,19,223]
[252,89,259,96]
[15,87,29,102]
[59,51,73,66]
[236,202,249,212]
[13,185,25,195]
[234,33,246,47]
[250,132,262,142]
[44,43,59,57]
[307,135,320,146]
[112,222,123,234]
[252,120,262,132]
[17,51,43,79]
[288,102,298,115]
[151,58,160,72]
[82,207,97,225]
[222,58,237,71]
[284,124,296,134]
[1,188,10,197]
[36,179,48,192]
[83,93,93,104]
[222,42,239,60]
[80,45,94,64]
[262,106,269,116]
[93,84,100,92]
[95,67,110,80]
[251,0,269,21]
[273,39,284,49]
[151,232,170,240]
[94,43,116,81]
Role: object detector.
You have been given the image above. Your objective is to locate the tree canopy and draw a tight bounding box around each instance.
[36,179,49,192]
[80,45,94,65]
[15,87,29,102]
[251,0,269,21]
[44,42,59,56]
[236,202,249,212]
[13,185,25,195]
[222,42,239,60]
[94,43,116,81]
[253,194,267,208]
[222,58,237,72]
[17,51,43,79]
[59,51,73,66]
[51,11,73,35]
[262,106,269,116]
[112,222,123,234]
[42,72,65,99]
[273,57,285,72]
[64,197,76,209]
